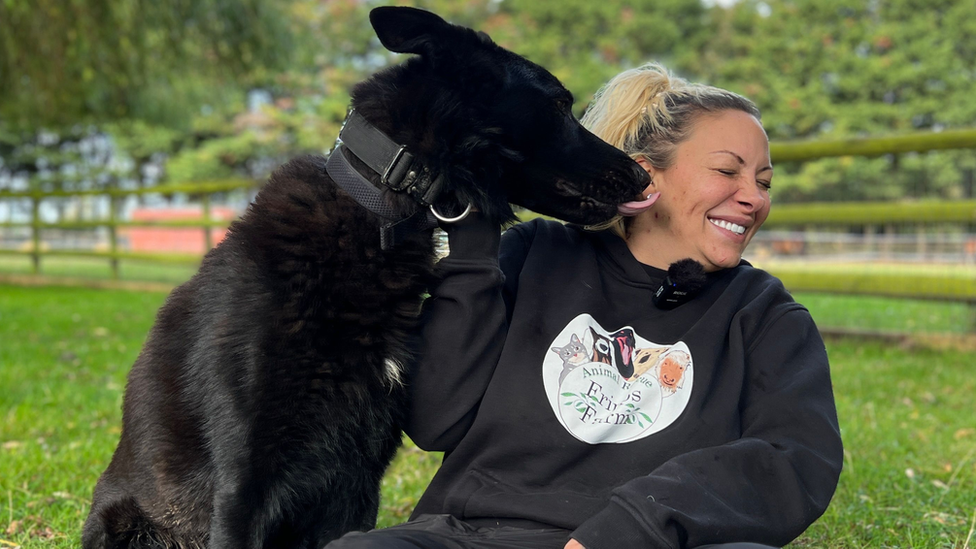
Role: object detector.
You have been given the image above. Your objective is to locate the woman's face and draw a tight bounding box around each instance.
[633,109,772,272]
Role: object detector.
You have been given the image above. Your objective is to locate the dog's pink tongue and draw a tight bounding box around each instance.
[617,192,660,217]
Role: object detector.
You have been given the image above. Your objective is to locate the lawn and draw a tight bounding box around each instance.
[3,255,975,335]
[794,292,975,335]
[0,255,198,285]
[1,284,974,548]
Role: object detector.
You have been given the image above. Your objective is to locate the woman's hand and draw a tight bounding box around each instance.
[565,539,586,549]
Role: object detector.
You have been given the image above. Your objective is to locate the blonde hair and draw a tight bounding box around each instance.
[581,62,761,237]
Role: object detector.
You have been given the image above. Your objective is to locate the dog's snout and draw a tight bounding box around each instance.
[628,162,650,192]
[604,160,649,200]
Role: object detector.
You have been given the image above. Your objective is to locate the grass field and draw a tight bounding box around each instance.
[794,292,975,335]
[3,255,974,335]
[0,256,198,285]
[1,284,975,548]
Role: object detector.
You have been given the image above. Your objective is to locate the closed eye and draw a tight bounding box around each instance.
[717,168,771,190]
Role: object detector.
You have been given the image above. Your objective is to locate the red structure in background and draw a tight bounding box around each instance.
[124,207,238,254]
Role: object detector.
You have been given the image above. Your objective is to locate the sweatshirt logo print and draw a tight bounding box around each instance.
[544,314,693,444]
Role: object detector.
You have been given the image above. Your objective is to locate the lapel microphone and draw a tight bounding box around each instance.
[653,258,707,309]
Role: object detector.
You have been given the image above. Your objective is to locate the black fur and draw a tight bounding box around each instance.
[83,7,647,549]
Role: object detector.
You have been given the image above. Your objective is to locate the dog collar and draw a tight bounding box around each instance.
[326,109,477,249]
[325,145,438,250]
[337,109,447,207]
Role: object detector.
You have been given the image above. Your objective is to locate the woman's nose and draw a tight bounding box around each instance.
[736,181,767,212]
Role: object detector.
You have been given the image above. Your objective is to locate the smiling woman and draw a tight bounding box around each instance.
[326,62,842,549]
[581,63,773,272]
[629,110,772,271]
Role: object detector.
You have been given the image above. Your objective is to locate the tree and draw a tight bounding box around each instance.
[5,0,975,201]
[0,0,292,128]
[694,0,976,202]
[479,0,709,114]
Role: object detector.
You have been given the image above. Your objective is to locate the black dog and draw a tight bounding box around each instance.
[82,7,647,549]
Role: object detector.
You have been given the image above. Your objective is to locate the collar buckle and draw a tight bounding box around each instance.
[381,145,408,187]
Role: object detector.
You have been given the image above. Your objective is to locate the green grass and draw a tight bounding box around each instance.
[1,285,170,547]
[795,292,976,334]
[2,285,975,548]
[795,339,976,548]
[0,284,441,548]
[4,256,975,337]
[0,256,198,285]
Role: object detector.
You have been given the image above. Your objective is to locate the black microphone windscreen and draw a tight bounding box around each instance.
[667,258,707,293]
[653,258,707,309]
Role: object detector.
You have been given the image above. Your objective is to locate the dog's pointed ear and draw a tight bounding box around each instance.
[370,6,453,56]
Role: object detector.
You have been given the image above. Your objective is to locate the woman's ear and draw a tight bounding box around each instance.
[634,156,653,174]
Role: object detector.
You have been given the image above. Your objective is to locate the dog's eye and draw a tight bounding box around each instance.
[556,98,573,112]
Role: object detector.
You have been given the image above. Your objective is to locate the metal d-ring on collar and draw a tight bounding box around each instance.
[430,203,472,223]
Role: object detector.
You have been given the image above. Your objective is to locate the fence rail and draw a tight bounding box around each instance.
[769,127,976,162]
[0,180,256,199]
[765,200,976,227]
[761,265,976,303]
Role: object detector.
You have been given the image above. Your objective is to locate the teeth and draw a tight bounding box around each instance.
[709,218,746,235]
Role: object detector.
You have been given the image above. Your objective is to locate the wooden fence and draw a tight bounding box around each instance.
[758,200,976,303]
[0,180,257,278]
[1,128,976,303]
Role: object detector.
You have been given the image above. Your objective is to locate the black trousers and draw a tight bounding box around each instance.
[325,514,778,549]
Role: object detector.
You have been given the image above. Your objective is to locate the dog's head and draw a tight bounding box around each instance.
[358,7,648,226]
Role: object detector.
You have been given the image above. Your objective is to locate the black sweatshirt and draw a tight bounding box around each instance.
[405,216,843,549]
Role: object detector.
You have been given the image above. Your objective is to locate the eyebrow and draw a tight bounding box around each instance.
[711,150,773,175]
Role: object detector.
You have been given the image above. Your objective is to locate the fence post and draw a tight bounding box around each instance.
[970,301,976,334]
[202,193,213,252]
[108,192,119,280]
[31,194,40,274]
[916,224,927,258]
[883,224,895,261]
[805,224,816,255]
[865,224,876,257]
